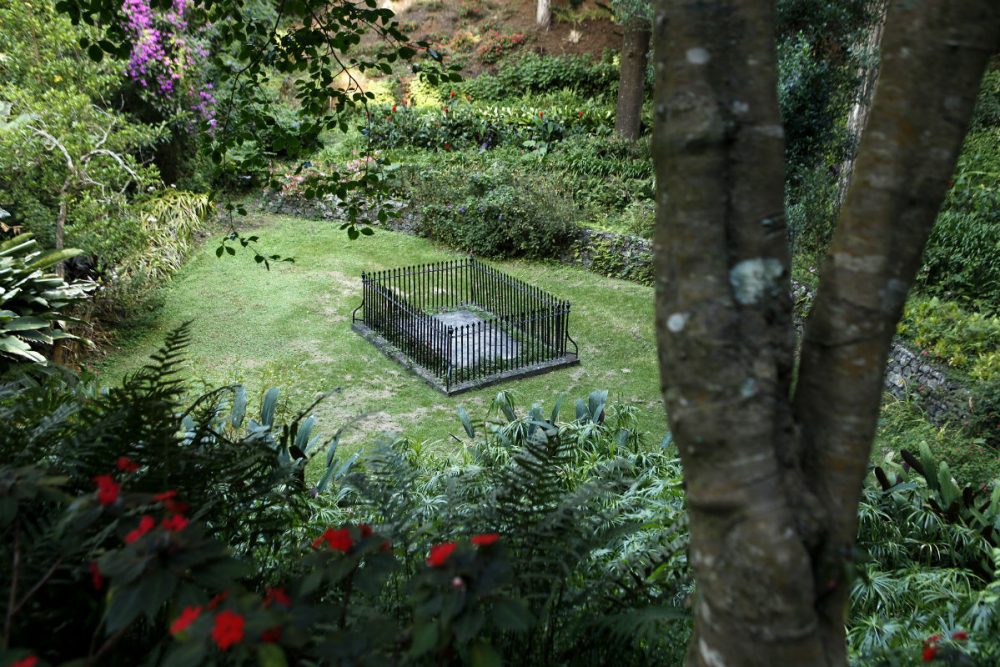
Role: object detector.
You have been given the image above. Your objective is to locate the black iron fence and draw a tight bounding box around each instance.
[352,257,577,393]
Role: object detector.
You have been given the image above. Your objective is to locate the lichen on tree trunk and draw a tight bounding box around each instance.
[651,0,999,665]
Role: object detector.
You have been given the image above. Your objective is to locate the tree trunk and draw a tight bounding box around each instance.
[651,0,999,665]
[55,181,69,278]
[615,17,651,141]
[836,0,890,203]
[536,0,551,31]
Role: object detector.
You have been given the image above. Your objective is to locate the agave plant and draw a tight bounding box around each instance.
[0,233,95,366]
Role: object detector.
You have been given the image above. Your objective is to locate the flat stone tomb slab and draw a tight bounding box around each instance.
[432,309,520,368]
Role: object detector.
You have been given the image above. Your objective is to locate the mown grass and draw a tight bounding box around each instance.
[98,213,667,456]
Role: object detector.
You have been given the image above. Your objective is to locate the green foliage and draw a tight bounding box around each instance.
[849,447,1000,665]
[0,234,95,368]
[0,325,342,660]
[404,156,581,260]
[331,390,692,665]
[366,100,606,153]
[918,124,1000,309]
[105,190,214,308]
[1,331,690,665]
[451,53,620,102]
[476,30,529,65]
[897,297,1000,383]
[877,398,1000,488]
[554,134,654,213]
[0,2,162,249]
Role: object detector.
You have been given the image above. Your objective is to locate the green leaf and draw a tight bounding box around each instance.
[257,643,288,667]
[409,621,439,657]
[490,598,531,633]
[27,248,82,271]
[458,406,475,438]
[469,641,502,667]
[162,639,207,667]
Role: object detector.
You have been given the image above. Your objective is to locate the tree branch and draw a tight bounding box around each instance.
[794,0,999,658]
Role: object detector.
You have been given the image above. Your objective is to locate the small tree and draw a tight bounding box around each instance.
[612,1,653,140]
[537,0,552,30]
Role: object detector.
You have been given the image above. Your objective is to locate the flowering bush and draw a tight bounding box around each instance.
[477,30,528,64]
[120,0,216,128]
[0,332,693,665]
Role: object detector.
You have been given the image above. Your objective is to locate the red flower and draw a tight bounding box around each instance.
[263,587,292,608]
[391,104,397,113]
[211,610,245,650]
[90,561,103,590]
[952,630,968,641]
[922,645,938,662]
[125,515,155,544]
[444,142,452,151]
[161,514,189,533]
[10,656,38,667]
[380,539,392,553]
[312,527,353,552]
[443,106,449,113]
[427,542,457,567]
[170,605,203,636]
[208,591,229,610]
[578,111,584,118]
[471,533,500,546]
[154,490,177,502]
[359,523,373,538]
[450,90,456,98]
[260,626,282,643]
[116,456,139,473]
[538,111,544,119]
[94,475,120,506]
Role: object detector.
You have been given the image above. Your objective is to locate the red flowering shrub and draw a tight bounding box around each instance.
[124,515,156,544]
[427,541,457,567]
[160,514,189,532]
[89,561,103,591]
[477,30,528,64]
[312,527,353,552]
[93,475,120,506]
[170,606,202,636]
[116,457,140,473]
[210,610,245,650]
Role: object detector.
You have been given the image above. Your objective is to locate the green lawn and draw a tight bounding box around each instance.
[98,214,667,453]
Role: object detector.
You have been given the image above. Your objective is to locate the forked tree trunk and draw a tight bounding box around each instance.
[651,1,999,665]
[837,0,890,203]
[537,0,551,30]
[615,17,651,140]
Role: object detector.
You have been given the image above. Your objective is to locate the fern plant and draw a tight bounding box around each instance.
[335,389,692,666]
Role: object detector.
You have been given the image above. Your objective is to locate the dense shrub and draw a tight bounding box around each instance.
[0,330,692,666]
[452,53,620,102]
[850,446,1000,665]
[402,154,581,259]
[365,100,607,153]
[0,235,95,368]
[918,128,1000,310]
[553,135,655,212]
[897,297,1000,383]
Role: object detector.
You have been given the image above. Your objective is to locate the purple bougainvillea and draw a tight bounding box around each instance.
[122,0,215,127]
